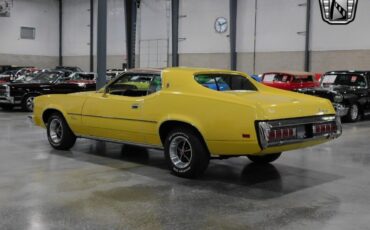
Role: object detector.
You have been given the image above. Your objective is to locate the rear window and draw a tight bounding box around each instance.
[195,74,257,91]
[291,75,314,83]
[263,73,291,82]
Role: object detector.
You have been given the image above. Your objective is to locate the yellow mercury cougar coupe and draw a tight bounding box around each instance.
[33,67,342,178]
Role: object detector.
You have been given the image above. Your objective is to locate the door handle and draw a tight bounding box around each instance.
[131,104,140,109]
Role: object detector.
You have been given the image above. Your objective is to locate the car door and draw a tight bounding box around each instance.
[80,73,160,144]
[81,93,145,143]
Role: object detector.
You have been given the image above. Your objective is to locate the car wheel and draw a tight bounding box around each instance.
[247,153,282,164]
[47,113,76,150]
[22,94,37,112]
[164,128,209,178]
[345,104,360,122]
[0,105,14,111]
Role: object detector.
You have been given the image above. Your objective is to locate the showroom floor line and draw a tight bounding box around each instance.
[1,109,370,230]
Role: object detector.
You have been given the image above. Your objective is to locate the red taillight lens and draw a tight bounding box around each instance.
[268,127,296,141]
[313,123,337,134]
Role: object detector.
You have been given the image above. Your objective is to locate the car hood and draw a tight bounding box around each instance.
[225,90,335,120]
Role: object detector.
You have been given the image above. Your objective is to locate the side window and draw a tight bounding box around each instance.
[195,74,257,91]
[147,75,162,95]
[107,73,160,97]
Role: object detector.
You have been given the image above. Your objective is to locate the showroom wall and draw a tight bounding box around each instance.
[62,0,126,71]
[2,0,370,73]
[0,0,59,68]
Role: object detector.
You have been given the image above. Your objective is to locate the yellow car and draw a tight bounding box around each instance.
[33,67,342,178]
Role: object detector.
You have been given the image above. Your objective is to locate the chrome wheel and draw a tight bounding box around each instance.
[169,136,193,169]
[49,118,63,144]
[350,104,359,121]
[26,96,35,111]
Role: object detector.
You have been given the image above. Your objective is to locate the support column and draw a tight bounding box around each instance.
[171,0,179,67]
[124,0,138,69]
[230,0,237,70]
[90,0,94,72]
[59,0,63,66]
[305,0,311,72]
[96,0,107,89]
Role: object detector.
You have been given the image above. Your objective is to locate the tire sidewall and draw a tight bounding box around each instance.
[166,132,193,174]
[164,128,209,178]
[22,94,37,112]
[47,115,65,148]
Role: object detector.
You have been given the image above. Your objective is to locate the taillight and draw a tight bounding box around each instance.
[268,127,297,141]
[313,123,337,135]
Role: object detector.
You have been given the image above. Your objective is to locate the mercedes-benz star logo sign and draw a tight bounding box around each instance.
[319,0,359,25]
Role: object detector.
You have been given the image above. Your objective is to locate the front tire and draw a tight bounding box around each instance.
[247,153,282,164]
[22,94,37,112]
[47,113,76,150]
[344,103,360,122]
[164,128,209,178]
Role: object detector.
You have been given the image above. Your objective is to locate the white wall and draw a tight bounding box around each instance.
[0,0,59,56]
[179,0,229,54]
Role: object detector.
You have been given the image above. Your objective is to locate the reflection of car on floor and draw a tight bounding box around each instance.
[33,67,341,178]
[262,71,319,91]
[0,71,95,112]
[297,71,370,122]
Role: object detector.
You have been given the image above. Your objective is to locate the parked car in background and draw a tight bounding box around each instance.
[0,70,17,83]
[297,71,370,122]
[262,71,319,91]
[0,71,95,111]
[56,66,83,73]
[106,69,125,81]
[66,72,96,84]
[33,67,341,178]
[315,73,323,82]
[250,74,262,82]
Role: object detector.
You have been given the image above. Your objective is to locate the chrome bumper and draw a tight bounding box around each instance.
[334,103,349,117]
[257,115,342,149]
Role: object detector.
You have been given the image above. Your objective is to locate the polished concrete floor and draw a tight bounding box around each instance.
[1,109,370,230]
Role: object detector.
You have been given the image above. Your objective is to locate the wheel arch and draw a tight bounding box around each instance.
[158,120,209,153]
[42,108,67,125]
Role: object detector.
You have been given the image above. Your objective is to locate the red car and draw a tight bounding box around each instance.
[261,71,319,91]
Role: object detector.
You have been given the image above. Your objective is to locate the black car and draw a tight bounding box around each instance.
[297,71,370,122]
[0,71,96,112]
[55,66,83,73]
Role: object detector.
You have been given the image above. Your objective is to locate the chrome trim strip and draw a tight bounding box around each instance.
[76,133,164,150]
[266,115,336,127]
[68,113,157,124]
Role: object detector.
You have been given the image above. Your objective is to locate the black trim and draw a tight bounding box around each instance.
[68,113,157,123]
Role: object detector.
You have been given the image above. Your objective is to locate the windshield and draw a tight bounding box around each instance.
[263,73,290,83]
[321,74,367,88]
[26,72,62,83]
[195,74,257,91]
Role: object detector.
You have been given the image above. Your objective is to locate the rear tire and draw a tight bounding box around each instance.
[247,153,282,164]
[47,113,76,150]
[164,127,209,178]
